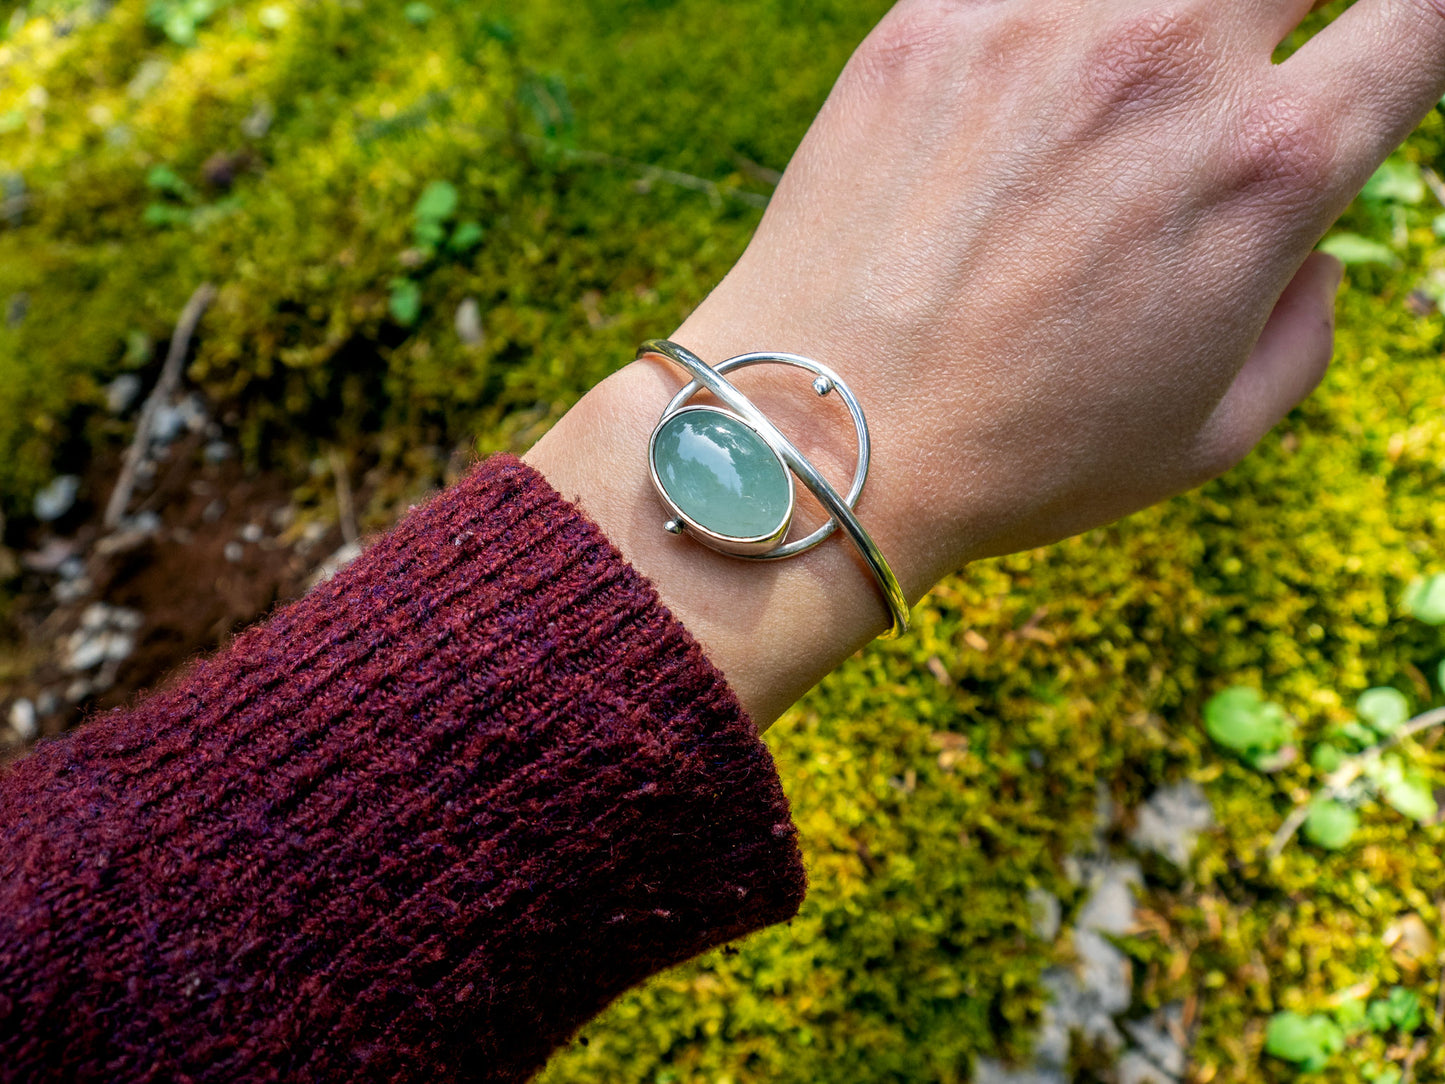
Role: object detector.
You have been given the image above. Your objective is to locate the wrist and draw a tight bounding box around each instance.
[523,338,933,728]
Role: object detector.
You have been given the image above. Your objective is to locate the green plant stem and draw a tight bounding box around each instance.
[1268,706,1445,859]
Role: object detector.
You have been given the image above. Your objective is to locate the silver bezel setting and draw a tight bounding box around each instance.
[647,404,795,557]
[638,338,911,639]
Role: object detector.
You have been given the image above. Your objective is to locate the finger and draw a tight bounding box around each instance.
[1280,0,1445,167]
[1256,0,1330,50]
[1192,251,1341,477]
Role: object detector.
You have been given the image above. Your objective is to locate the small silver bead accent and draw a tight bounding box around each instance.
[812,375,834,397]
[663,518,684,534]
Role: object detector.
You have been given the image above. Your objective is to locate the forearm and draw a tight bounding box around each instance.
[0,457,805,1082]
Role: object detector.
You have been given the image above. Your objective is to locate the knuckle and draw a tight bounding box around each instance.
[1410,0,1445,23]
[850,3,957,88]
[1225,96,1333,204]
[1078,9,1213,118]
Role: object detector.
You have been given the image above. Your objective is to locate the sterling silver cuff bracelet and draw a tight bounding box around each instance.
[639,338,910,639]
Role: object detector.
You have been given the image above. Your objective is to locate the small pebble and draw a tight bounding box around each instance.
[54,577,92,604]
[65,633,107,672]
[106,373,142,414]
[102,631,135,663]
[455,297,484,346]
[204,440,233,463]
[7,698,37,741]
[240,523,263,544]
[203,499,225,523]
[128,510,162,535]
[224,541,244,563]
[33,475,80,522]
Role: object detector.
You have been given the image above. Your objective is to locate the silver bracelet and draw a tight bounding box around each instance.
[639,338,910,639]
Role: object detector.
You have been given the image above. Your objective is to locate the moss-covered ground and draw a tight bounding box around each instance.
[3,0,1445,1080]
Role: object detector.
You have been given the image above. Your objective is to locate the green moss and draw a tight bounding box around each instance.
[6,0,1445,1080]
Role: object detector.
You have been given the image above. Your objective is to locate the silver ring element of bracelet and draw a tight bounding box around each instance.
[639,338,910,640]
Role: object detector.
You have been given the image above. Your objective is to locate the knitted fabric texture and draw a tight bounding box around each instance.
[0,454,807,1082]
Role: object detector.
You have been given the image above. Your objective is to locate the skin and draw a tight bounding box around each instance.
[527,0,1445,728]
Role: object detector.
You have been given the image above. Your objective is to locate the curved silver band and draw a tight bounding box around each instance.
[639,338,910,640]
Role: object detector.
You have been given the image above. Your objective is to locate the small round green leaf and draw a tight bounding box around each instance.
[1311,743,1345,774]
[1303,800,1358,850]
[1318,232,1398,267]
[1362,158,1426,205]
[1382,771,1437,823]
[1203,687,1293,759]
[1357,687,1410,735]
[414,180,459,223]
[1265,1011,1345,1072]
[1404,573,1445,625]
[388,278,422,326]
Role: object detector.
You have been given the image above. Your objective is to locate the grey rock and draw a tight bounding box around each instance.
[1039,966,1123,1065]
[128,510,162,536]
[224,541,244,563]
[306,541,363,589]
[21,538,77,573]
[1029,888,1062,941]
[34,475,80,522]
[80,603,111,631]
[36,692,59,717]
[58,556,86,580]
[1117,1051,1177,1084]
[102,631,135,663]
[241,100,274,139]
[126,57,168,99]
[53,577,92,603]
[1075,929,1133,1016]
[240,523,264,544]
[150,394,208,447]
[106,373,142,414]
[64,632,107,672]
[203,499,225,523]
[151,405,186,445]
[1130,781,1214,868]
[7,698,37,741]
[64,678,93,703]
[455,297,485,346]
[971,1058,1065,1084]
[1124,1004,1187,1078]
[204,440,233,463]
[1077,860,1140,936]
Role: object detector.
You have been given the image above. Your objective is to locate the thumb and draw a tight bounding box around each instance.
[1193,250,1343,478]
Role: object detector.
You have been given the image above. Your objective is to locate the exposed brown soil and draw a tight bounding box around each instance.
[1,428,346,742]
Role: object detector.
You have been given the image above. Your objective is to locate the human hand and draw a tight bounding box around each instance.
[528,0,1445,724]
[675,0,1442,585]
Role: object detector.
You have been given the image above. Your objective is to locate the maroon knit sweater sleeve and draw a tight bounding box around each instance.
[0,454,807,1083]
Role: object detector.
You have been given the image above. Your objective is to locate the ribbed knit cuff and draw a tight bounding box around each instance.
[0,454,807,1083]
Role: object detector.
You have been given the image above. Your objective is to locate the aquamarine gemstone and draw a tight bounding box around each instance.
[652,408,792,540]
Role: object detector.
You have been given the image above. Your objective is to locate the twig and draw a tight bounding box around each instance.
[1402,1036,1427,1084]
[488,128,771,208]
[1422,167,1445,212]
[1267,706,1445,859]
[328,450,358,547]
[103,283,216,531]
